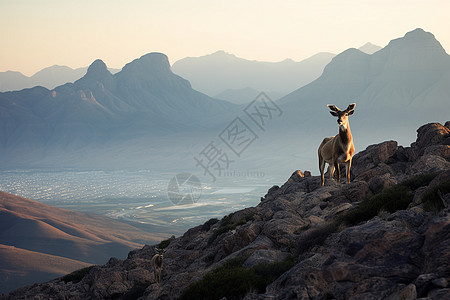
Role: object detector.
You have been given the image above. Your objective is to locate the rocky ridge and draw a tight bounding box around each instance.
[3,121,450,300]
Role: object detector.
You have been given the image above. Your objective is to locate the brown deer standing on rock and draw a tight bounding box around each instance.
[151,248,166,283]
[318,103,356,186]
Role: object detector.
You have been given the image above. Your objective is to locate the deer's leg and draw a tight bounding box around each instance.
[334,161,340,183]
[329,163,335,181]
[319,156,325,186]
[346,160,352,183]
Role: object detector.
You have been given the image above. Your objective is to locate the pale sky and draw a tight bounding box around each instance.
[1,0,449,76]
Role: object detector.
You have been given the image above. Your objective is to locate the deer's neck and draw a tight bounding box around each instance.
[339,124,352,145]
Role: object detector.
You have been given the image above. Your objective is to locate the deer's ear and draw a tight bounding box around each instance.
[346,103,356,111]
[347,109,355,116]
[330,111,339,117]
[327,104,340,112]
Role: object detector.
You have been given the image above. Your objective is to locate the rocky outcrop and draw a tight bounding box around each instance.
[3,122,450,300]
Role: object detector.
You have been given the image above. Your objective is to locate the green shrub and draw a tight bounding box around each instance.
[208,212,254,245]
[422,181,450,212]
[297,222,340,254]
[202,218,220,231]
[340,185,413,226]
[179,256,295,300]
[158,238,171,249]
[401,173,438,190]
[62,265,95,283]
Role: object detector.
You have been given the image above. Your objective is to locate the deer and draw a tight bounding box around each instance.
[151,247,166,283]
[318,103,356,186]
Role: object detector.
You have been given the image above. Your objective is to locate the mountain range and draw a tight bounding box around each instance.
[0,191,167,293]
[172,50,336,97]
[277,28,450,141]
[0,28,449,176]
[236,28,449,177]
[0,42,381,98]
[0,52,237,169]
[0,65,120,92]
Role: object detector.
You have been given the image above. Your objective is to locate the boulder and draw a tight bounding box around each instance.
[351,141,398,178]
[368,173,398,194]
[407,155,450,175]
[242,249,290,267]
[410,123,450,159]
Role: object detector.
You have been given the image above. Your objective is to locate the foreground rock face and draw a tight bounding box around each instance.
[3,121,450,300]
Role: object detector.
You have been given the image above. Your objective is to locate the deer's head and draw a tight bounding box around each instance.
[327,103,356,131]
[155,248,166,256]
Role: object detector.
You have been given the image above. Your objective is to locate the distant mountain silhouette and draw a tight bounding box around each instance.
[0,65,120,92]
[0,191,166,293]
[246,28,450,175]
[172,50,335,96]
[0,29,449,173]
[358,42,382,54]
[0,52,237,168]
[278,28,450,138]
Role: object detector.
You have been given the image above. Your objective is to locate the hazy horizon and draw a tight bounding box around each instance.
[1,0,450,76]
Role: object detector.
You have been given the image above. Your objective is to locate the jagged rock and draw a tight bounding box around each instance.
[430,169,450,187]
[341,180,370,201]
[407,154,450,175]
[411,123,450,159]
[243,249,289,267]
[432,277,448,288]
[424,145,450,160]
[352,141,398,178]
[387,283,417,300]
[3,122,450,300]
[368,173,398,194]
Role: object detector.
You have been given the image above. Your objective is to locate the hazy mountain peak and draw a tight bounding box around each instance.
[386,28,447,54]
[86,59,109,75]
[74,59,112,88]
[82,59,111,81]
[209,50,237,59]
[358,42,382,54]
[326,48,368,66]
[121,52,171,75]
[372,28,450,72]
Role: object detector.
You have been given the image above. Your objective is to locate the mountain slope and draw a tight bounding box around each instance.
[172,50,335,96]
[4,121,450,299]
[0,244,91,295]
[0,191,167,293]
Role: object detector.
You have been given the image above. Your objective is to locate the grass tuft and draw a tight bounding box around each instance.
[401,173,438,190]
[208,212,254,245]
[422,181,450,212]
[158,238,171,249]
[297,222,340,254]
[339,185,413,226]
[62,265,95,284]
[179,256,295,300]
